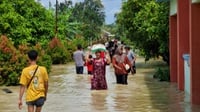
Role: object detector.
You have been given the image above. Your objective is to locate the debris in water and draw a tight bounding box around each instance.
[2,88,12,93]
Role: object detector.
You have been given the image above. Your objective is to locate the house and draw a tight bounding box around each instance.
[162,0,200,105]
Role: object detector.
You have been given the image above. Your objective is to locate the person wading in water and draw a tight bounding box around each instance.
[112,46,131,85]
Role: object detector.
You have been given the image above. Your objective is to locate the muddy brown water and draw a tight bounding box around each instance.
[1,58,200,112]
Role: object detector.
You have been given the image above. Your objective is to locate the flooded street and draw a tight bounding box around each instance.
[1,58,200,112]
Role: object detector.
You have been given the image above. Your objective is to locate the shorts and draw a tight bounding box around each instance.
[26,97,45,107]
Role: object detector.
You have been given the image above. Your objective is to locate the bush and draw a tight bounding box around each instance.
[37,54,52,73]
[0,35,21,85]
[47,37,69,64]
[0,35,52,86]
[32,44,52,73]
[63,40,76,62]
[153,67,170,82]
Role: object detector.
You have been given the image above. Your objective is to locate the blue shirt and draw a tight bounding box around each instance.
[127,50,135,64]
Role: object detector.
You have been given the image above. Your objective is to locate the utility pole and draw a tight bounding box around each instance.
[49,0,52,9]
[55,0,58,37]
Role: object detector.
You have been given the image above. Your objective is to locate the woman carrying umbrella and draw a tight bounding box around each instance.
[91,45,111,90]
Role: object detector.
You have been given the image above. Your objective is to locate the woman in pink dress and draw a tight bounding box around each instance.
[91,50,110,90]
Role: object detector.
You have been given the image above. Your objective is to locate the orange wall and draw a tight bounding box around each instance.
[177,0,190,90]
[169,15,178,82]
[190,3,200,105]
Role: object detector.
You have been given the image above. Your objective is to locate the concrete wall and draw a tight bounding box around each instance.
[170,0,177,16]
[192,0,200,3]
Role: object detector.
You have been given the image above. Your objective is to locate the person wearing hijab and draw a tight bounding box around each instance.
[112,46,131,85]
[91,50,111,90]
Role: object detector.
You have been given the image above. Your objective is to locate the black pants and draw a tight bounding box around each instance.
[115,74,128,85]
[76,66,83,74]
[88,71,92,75]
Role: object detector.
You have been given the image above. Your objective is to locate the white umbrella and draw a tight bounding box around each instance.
[91,44,106,52]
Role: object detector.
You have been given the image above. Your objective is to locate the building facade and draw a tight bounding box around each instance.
[169,0,200,104]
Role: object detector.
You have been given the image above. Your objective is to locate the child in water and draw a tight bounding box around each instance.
[85,55,93,75]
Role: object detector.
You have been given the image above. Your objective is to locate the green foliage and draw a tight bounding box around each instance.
[72,36,88,48]
[0,0,54,47]
[47,37,69,64]
[37,54,52,73]
[70,0,105,40]
[63,36,88,62]
[56,1,83,41]
[0,36,52,86]
[7,72,18,85]
[0,0,98,85]
[153,67,170,81]
[32,44,52,73]
[115,0,169,64]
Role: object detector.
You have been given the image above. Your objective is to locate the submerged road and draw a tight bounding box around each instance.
[0,57,200,112]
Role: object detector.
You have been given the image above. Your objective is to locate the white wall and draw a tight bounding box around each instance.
[170,0,177,16]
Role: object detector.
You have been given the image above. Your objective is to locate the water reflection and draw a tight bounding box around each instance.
[91,91,108,111]
[1,60,200,112]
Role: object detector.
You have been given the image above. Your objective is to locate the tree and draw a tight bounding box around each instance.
[55,0,82,41]
[0,0,54,47]
[70,0,105,40]
[116,0,169,64]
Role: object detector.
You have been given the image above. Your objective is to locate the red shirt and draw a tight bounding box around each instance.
[86,60,93,72]
[100,51,105,58]
[112,54,131,75]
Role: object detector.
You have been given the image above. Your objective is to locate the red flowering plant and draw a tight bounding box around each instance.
[47,37,69,64]
[0,36,52,85]
[0,35,21,85]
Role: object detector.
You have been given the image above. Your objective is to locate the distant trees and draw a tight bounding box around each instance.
[0,0,105,46]
[55,0,82,41]
[70,0,105,40]
[0,0,106,85]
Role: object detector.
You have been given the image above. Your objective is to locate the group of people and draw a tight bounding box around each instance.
[16,40,136,112]
[73,40,136,90]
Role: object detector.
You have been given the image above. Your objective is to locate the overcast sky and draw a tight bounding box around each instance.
[40,0,122,24]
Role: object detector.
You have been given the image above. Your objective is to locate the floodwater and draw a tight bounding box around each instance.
[1,58,200,112]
